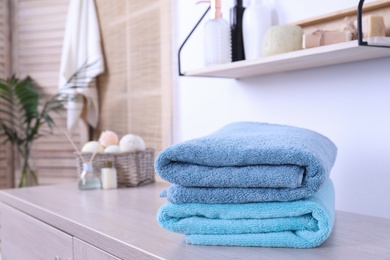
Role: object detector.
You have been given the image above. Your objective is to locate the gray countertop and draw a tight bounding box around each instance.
[1,181,389,259]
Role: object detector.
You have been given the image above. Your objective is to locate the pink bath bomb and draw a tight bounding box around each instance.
[98,130,119,147]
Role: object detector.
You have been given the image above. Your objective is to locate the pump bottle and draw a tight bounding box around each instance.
[242,0,272,60]
[230,0,245,61]
[198,0,231,66]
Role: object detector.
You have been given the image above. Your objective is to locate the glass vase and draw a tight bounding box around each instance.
[79,162,101,190]
[18,156,38,188]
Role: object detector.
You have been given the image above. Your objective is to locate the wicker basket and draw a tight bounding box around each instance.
[75,148,155,187]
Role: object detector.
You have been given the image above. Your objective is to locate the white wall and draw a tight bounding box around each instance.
[173,0,390,219]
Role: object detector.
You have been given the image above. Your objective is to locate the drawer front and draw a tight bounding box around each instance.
[0,203,73,260]
[74,238,120,260]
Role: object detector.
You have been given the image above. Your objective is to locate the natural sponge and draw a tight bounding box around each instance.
[262,25,303,57]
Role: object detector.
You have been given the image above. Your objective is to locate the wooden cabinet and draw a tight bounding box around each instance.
[1,203,73,260]
[0,203,120,260]
[74,238,120,260]
[0,182,389,259]
[0,184,164,259]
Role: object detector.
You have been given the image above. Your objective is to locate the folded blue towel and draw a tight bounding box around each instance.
[157,179,335,248]
[156,121,337,203]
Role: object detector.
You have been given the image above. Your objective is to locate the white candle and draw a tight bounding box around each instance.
[101,161,117,189]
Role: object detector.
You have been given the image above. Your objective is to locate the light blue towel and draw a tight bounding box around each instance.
[156,121,337,203]
[157,179,335,248]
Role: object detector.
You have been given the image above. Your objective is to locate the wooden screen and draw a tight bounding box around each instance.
[95,0,173,153]
[0,0,13,188]
[10,0,82,186]
[3,0,173,186]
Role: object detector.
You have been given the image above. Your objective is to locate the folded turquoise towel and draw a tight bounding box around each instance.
[157,180,335,248]
[156,121,337,203]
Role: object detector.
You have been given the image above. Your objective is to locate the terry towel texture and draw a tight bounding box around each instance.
[156,122,337,203]
[157,179,335,248]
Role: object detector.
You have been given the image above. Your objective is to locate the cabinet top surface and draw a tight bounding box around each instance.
[1,182,390,259]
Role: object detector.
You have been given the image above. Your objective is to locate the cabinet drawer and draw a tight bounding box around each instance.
[0,203,73,260]
[74,238,120,259]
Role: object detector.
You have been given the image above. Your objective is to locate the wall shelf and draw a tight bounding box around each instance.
[183,40,390,79]
[180,0,390,79]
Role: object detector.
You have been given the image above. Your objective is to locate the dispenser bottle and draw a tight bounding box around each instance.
[242,0,272,60]
[198,0,231,66]
[230,0,245,61]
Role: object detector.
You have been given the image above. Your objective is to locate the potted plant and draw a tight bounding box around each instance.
[0,75,64,187]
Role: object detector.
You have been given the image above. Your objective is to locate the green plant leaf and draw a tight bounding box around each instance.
[0,75,66,187]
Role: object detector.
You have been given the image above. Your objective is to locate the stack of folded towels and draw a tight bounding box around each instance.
[155,122,337,248]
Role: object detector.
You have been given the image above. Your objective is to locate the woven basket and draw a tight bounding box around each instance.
[75,148,155,187]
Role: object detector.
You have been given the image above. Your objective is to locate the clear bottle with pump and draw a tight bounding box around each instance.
[79,162,101,190]
[198,0,231,66]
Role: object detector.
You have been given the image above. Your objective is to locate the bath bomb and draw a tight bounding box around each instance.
[98,130,119,147]
[119,134,146,152]
[81,141,104,153]
[104,145,121,153]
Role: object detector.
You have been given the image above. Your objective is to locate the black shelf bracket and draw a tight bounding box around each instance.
[357,0,390,48]
[357,0,367,46]
[178,6,210,76]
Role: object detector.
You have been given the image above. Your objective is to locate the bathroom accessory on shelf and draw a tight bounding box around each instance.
[242,0,272,60]
[197,0,231,66]
[262,25,303,56]
[230,0,246,61]
[357,0,390,48]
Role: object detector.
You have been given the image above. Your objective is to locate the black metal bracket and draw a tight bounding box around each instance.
[357,0,390,48]
[178,6,210,76]
[357,0,367,46]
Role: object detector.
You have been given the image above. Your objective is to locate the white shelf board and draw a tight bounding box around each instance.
[183,40,390,79]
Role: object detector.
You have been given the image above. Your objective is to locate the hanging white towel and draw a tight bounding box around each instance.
[58,0,104,133]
